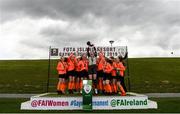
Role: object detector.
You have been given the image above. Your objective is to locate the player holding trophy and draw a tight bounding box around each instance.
[86,41,98,94]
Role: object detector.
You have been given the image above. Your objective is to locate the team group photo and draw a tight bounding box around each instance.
[1,0,180,113]
[56,41,127,96]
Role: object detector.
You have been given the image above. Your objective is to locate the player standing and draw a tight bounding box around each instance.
[87,41,98,94]
[116,57,126,96]
[103,58,113,95]
[56,57,68,94]
[97,52,105,94]
[67,53,76,94]
[78,54,89,93]
[111,57,118,94]
[75,56,81,93]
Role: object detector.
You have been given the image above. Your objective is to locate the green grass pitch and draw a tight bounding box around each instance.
[0,58,180,93]
[0,58,180,113]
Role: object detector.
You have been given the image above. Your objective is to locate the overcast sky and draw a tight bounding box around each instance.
[0,0,180,59]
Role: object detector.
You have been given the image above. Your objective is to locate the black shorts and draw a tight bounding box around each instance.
[76,71,81,78]
[111,76,117,79]
[58,74,67,79]
[88,65,97,75]
[103,73,112,80]
[74,71,78,77]
[80,70,88,78]
[116,76,124,82]
[67,70,75,77]
[97,70,104,77]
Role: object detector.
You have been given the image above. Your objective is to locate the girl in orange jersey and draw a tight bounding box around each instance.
[67,53,76,94]
[56,57,68,94]
[82,53,89,80]
[78,54,89,93]
[116,57,126,96]
[75,56,81,93]
[119,54,128,92]
[111,57,118,94]
[96,52,105,94]
[103,58,113,95]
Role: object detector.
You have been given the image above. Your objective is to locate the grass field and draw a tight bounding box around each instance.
[0,58,180,93]
[0,97,180,113]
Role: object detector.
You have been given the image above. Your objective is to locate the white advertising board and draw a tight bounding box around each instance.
[21,95,157,110]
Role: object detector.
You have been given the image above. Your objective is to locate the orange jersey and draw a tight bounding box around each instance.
[83,60,88,71]
[103,62,113,74]
[74,57,77,66]
[75,59,88,72]
[67,58,75,71]
[111,62,117,76]
[57,61,67,74]
[77,60,84,71]
[116,62,126,76]
[75,60,81,72]
[97,57,105,71]
[75,59,80,72]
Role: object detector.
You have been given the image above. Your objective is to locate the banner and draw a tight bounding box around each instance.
[21,95,158,110]
[82,80,92,110]
[50,46,127,58]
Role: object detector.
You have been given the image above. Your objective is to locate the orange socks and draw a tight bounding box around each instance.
[68,82,72,90]
[113,84,117,93]
[68,81,76,90]
[75,81,79,91]
[80,80,83,90]
[72,82,75,90]
[107,84,112,93]
[120,85,126,96]
[98,79,103,91]
[57,81,61,91]
[111,84,114,93]
[104,84,112,93]
[61,82,66,93]
[104,84,107,92]
[57,81,65,93]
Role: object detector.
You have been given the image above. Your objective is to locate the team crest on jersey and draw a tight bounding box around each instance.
[84,84,92,94]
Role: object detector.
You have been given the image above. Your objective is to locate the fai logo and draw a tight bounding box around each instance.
[84,84,92,94]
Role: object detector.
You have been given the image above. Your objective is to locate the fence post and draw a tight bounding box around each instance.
[47,46,51,93]
[126,46,131,91]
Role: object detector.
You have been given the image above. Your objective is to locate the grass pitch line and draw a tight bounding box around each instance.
[126,92,147,97]
[1,93,180,98]
[145,93,180,98]
[32,93,49,97]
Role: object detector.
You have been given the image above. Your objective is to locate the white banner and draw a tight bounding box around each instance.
[51,46,127,58]
[21,96,157,110]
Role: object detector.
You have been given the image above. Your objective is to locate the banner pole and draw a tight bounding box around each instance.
[126,46,131,91]
[47,46,51,93]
